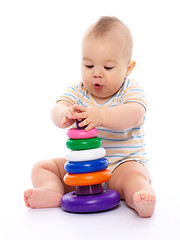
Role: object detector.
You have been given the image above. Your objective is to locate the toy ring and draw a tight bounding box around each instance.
[61,188,121,213]
[66,137,102,150]
[67,128,99,139]
[64,169,111,186]
[75,184,103,196]
[66,147,106,162]
[64,158,108,174]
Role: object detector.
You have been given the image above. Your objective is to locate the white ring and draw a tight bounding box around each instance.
[66,147,106,162]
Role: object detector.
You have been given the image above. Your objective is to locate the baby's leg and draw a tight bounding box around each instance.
[24,158,74,208]
[108,161,156,217]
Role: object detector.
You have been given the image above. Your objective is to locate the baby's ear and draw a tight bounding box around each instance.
[125,60,136,76]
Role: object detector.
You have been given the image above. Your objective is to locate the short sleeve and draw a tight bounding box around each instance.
[57,84,79,105]
[121,79,147,110]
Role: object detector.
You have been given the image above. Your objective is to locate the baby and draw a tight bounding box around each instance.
[24,16,156,217]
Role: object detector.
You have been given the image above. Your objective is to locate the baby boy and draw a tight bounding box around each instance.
[24,16,156,217]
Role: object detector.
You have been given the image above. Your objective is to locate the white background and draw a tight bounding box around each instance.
[0,0,180,239]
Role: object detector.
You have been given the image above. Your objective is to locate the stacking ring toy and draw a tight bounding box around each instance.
[64,158,108,174]
[75,184,103,196]
[61,188,121,213]
[67,128,99,139]
[66,137,102,150]
[64,169,111,186]
[62,124,121,214]
[66,147,106,162]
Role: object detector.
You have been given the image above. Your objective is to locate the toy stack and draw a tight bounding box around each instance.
[61,121,120,213]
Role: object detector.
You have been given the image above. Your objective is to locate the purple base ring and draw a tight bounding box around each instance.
[75,184,103,196]
[61,188,120,213]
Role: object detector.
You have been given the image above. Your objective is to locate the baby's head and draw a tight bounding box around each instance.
[87,16,133,64]
[81,16,136,103]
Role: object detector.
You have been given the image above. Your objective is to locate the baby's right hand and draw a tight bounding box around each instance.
[61,105,81,127]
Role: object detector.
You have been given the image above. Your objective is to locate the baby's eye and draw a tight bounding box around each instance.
[104,66,114,70]
[85,65,94,69]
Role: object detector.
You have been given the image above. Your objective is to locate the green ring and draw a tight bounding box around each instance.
[66,137,102,150]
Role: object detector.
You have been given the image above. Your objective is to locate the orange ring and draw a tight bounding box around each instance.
[64,169,112,186]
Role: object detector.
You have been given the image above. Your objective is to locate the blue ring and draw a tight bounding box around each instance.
[64,158,108,174]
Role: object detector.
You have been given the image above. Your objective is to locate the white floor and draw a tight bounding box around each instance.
[1,189,180,240]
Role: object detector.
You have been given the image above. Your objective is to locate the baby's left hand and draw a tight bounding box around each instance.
[71,104,102,131]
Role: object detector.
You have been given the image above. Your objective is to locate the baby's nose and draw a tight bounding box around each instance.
[93,68,103,78]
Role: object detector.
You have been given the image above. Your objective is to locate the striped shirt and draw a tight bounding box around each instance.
[58,77,148,171]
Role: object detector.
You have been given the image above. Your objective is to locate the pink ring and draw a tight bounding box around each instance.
[67,128,99,139]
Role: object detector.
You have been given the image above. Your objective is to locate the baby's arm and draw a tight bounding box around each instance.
[100,102,145,130]
[51,101,76,128]
[71,103,145,131]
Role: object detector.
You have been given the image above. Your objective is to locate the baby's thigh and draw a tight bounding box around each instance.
[52,157,75,193]
[52,157,68,181]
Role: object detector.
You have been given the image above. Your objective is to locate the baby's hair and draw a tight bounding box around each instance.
[84,16,133,63]
[89,16,122,37]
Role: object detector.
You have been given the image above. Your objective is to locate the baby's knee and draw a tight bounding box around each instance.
[31,159,53,174]
[31,158,66,178]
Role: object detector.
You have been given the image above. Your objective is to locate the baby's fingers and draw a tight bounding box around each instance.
[67,106,77,116]
[78,118,90,128]
[61,117,67,125]
[65,111,73,119]
[61,116,75,126]
[79,119,94,131]
[73,112,87,120]
[84,122,94,131]
[72,104,87,112]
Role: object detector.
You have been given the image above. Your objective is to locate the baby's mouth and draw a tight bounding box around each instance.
[94,83,103,89]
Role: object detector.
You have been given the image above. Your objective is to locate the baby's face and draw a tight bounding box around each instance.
[81,32,129,103]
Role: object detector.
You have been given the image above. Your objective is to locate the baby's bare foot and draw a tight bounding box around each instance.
[133,191,156,217]
[24,188,62,208]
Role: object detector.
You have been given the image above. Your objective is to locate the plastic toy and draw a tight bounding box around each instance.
[75,184,103,195]
[66,147,106,161]
[67,128,99,139]
[66,137,102,150]
[64,158,108,174]
[61,189,120,213]
[64,169,112,186]
[61,120,120,213]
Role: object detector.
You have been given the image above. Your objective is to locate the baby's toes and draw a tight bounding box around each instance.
[24,189,33,198]
[24,189,33,207]
[24,196,30,207]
